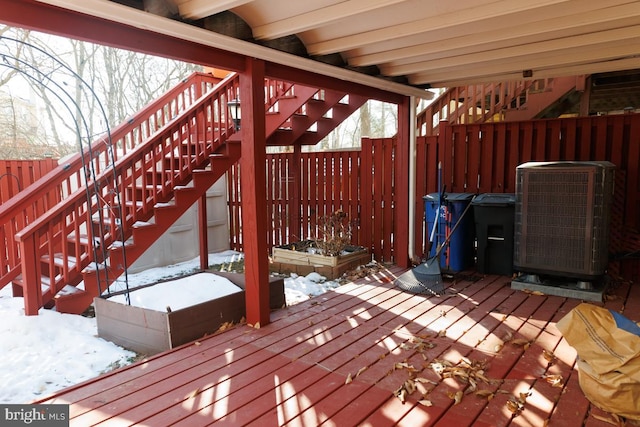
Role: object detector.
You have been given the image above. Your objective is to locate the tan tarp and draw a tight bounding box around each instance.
[557,303,640,420]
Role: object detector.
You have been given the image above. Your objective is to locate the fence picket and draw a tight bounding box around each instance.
[228,115,640,277]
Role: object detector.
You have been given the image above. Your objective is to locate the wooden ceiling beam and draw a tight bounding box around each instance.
[346,2,640,67]
[1,0,247,71]
[22,0,430,98]
[305,0,578,55]
[175,0,253,20]
[251,0,407,40]
[382,26,640,77]
[412,55,640,87]
[431,57,640,88]
[264,62,405,104]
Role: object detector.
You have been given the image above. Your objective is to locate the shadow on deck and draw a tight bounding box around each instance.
[37,265,640,426]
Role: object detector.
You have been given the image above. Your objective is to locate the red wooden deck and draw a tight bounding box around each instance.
[38,266,640,426]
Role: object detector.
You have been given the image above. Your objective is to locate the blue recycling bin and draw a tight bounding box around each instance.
[423,193,475,272]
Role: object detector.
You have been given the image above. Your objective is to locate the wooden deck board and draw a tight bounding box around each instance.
[37,265,640,426]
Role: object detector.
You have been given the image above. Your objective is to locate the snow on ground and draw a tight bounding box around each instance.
[0,250,341,403]
[108,273,244,311]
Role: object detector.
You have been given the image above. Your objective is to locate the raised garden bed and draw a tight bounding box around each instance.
[95,271,284,355]
[270,240,370,279]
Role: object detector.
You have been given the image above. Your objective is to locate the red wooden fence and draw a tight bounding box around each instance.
[0,159,58,205]
[228,139,398,262]
[228,138,398,262]
[229,114,640,280]
[414,116,640,280]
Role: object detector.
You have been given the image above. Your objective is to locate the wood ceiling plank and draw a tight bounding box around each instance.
[381,25,640,76]
[430,57,640,87]
[305,0,578,55]
[346,2,640,67]
[175,0,253,20]
[252,0,409,40]
[410,43,640,85]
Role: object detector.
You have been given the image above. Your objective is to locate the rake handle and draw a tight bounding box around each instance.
[434,194,477,259]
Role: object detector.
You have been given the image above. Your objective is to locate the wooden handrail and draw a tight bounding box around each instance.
[416,80,536,136]
[0,71,222,289]
[15,73,242,312]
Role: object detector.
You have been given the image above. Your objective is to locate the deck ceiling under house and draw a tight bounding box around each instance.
[2,0,640,93]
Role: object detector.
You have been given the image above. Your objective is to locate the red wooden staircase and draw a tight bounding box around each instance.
[417,77,584,136]
[0,71,365,315]
[417,81,530,136]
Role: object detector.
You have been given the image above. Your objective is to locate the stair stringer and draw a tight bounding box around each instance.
[54,140,241,314]
[416,81,534,136]
[265,85,319,136]
[503,76,584,121]
[268,92,368,146]
[15,73,242,316]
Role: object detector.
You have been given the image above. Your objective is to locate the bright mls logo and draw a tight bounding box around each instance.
[1,404,68,426]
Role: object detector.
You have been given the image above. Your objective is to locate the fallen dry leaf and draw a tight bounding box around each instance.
[542,350,557,364]
[419,399,433,407]
[394,362,417,373]
[414,377,438,385]
[218,321,234,332]
[356,366,367,377]
[187,388,201,399]
[450,390,463,405]
[404,379,416,395]
[519,391,531,402]
[507,398,521,413]
[396,387,407,404]
[542,374,564,388]
[345,373,353,385]
[591,413,622,426]
[475,389,495,400]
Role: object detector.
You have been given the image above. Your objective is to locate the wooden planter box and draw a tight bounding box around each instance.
[95,272,284,355]
[271,241,370,279]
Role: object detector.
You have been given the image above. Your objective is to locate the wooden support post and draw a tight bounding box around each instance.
[360,138,373,257]
[198,194,208,270]
[395,96,411,268]
[579,75,592,117]
[290,145,302,242]
[239,58,271,326]
[21,236,41,315]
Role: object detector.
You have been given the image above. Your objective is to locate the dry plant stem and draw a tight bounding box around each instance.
[312,210,357,256]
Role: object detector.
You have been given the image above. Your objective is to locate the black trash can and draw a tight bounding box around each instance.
[472,193,516,275]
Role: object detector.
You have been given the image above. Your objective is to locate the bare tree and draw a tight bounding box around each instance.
[0,25,200,159]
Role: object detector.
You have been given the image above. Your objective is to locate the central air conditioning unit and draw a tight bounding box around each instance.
[511,161,615,300]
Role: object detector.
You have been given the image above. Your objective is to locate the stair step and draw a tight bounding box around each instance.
[40,254,78,269]
[54,289,94,315]
[12,275,54,304]
[56,284,84,296]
